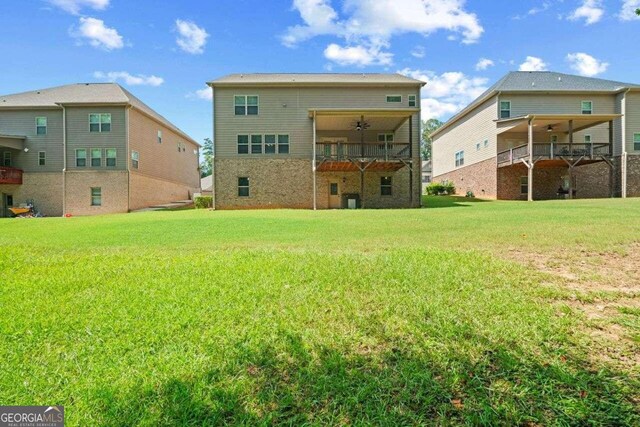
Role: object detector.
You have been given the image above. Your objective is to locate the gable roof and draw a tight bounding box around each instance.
[432,71,640,138]
[209,73,425,87]
[0,83,198,145]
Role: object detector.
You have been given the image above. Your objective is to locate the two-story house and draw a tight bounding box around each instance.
[432,71,640,201]
[0,83,201,216]
[207,73,425,209]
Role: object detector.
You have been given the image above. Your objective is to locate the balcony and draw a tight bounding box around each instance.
[0,166,23,184]
[316,142,411,162]
[498,142,612,167]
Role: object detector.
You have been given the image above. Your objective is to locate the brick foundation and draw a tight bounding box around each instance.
[129,172,197,210]
[432,158,497,199]
[64,171,129,216]
[0,172,63,217]
[627,154,640,197]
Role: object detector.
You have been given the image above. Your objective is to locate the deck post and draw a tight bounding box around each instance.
[360,165,365,209]
[609,120,614,157]
[527,119,534,201]
[569,119,574,153]
[409,115,413,206]
[312,111,317,210]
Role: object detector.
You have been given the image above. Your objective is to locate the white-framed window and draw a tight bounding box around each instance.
[251,135,263,154]
[157,130,162,144]
[237,135,249,154]
[476,142,481,151]
[634,133,640,151]
[584,134,592,146]
[238,177,250,197]
[520,176,528,195]
[3,151,11,167]
[265,134,276,154]
[377,133,394,147]
[91,187,102,206]
[278,134,289,154]
[131,150,139,169]
[106,149,117,167]
[550,134,558,143]
[75,149,87,167]
[455,150,464,167]
[500,101,511,119]
[36,117,47,135]
[91,148,102,167]
[38,151,46,166]
[386,95,402,103]
[234,95,258,116]
[484,139,489,148]
[89,113,111,132]
[380,176,392,196]
[581,101,593,115]
[408,94,417,107]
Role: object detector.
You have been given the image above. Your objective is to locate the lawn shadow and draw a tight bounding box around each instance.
[423,195,493,209]
[100,332,639,426]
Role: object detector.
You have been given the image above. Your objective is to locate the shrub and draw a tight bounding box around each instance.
[194,196,213,209]
[466,191,475,198]
[426,181,456,196]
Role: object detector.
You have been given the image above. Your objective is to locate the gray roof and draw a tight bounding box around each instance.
[0,83,198,145]
[209,73,425,86]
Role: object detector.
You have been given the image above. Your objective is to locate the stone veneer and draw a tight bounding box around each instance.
[432,157,498,199]
[64,171,129,216]
[627,155,640,197]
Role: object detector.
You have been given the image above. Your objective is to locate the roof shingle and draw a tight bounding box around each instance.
[209,73,425,86]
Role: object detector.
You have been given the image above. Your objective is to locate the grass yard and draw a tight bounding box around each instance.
[1,196,639,425]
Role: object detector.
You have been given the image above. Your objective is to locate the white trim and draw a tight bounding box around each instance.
[90,148,103,167]
[106,148,117,167]
[75,148,87,167]
[499,100,511,119]
[408,94,417,107]
[35,116,47,135]
[454,150,464,168]
[386,95,402,103]
[89,113,112,133]
[131,150,140,169]
[38,151,46,166]
[233,94,259,116]
[581,100,593,115]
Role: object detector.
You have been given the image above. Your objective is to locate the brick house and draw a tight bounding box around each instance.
[0,83,200,216]
[207,73,425,209]
[432,71,640,200]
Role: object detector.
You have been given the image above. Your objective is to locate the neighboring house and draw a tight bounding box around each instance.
[200,174,213,195]
[207,73,425,209]
[421,160,432,192]
[0,83,200,217]
[432,71,640,200]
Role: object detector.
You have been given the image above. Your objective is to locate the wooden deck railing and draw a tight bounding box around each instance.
[316,142,411,161]
[0,166,23,184]
[497,142,612,166]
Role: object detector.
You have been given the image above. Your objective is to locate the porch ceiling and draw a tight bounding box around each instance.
[310,108,418,132]
[0,134,26,150]
[496,114,621,134]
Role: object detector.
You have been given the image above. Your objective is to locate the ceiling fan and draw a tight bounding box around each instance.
[351,116,370,132]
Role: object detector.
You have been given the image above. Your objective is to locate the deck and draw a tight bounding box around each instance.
[497,143,612,167]
[0,166,23,185]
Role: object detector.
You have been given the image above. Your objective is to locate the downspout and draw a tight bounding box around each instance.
[211,84,216,210]
[126,105,131,211]
[312,110,317,210]
[621,89,630,198]
[61,105,66,216]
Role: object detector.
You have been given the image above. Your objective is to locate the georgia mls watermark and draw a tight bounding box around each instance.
[0,406,64,427]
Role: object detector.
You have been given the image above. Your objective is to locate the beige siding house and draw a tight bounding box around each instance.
[432,71,640,200]
[208,73,425,209]
[0,83,200,216]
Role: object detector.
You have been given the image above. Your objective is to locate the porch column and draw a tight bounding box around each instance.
[409,115,413,206]
[567,119,574,200]
[568,119,574,153]
[609,120,615,198]
[360,165,365,209]
[527,118,534,202]
[312,111,317,210]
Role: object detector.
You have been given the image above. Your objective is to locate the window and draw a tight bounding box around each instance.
[455,150,465,167]
[581,101,593,115]
[106,149,117,167]
[265,134,276,154]
[38,151,46,166]
[476,142,481,151]
[378,133,394,150]
[75,149,87,167]
[3,151,11,167]
[237,135,249,154]
[36,117,47,135]
[386,95,402,103]
[484,139,489,148]
[584,134,592,147]
[278,134,289,154]
[550,135,558,143]
[89,113,111,132]
[500,101,511,119]
[91,149,102,167]
[251,135,263,154]
[177,142,186,152]
[238,177,250,197]
[520,176,528,195]
[157,130,162,144]
[408,95,417,107]
[634,133,640,151]
[380,176,392,196]
[330,183,338,196]
[234,95,258,115]
[131,150,139,169]
[91,187,102,206]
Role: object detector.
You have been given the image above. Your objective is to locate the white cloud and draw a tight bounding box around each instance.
[175,19,209,54]
[620,0,640,20]
[93,71,164,86]
[568,0,604,25]
[411,46,425,58]
[72,17,123,50]
[519,56,548,71]
[566,52,609,76]
[283,0,484,66]
[398,68,488,121]
[475,58,494,71]
[513,1,552,19]
[194,87,213,101]
[47,0,109,15]
[324,43,392,66]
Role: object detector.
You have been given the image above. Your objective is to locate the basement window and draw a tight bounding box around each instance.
[581,101,593,115]
[380,176,392,196]
[520,176,528,195]
[36,117,47,135]
[238,177,250,197]
[91,187,102,206]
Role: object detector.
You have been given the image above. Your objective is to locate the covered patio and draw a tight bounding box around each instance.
[0,134,25,185]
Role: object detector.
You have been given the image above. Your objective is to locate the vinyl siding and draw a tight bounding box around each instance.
[129,108,200,187]
[0,109,64,172]
[432,96,498,177]
[213,86,421,160]
[65,106,127,171]
[625,92,640,153]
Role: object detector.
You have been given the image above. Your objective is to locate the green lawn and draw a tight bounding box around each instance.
[1,197,639,425]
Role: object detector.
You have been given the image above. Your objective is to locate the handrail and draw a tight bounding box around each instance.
[316,142,411,161]
[0,166,24,185]
[498,142,612,165]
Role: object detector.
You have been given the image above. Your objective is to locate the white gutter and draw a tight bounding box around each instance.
[125,105,131,211]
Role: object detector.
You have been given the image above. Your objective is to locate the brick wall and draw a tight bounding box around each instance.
[627,155,640,197]
[64,171,128,216]
[0,172,63,217]
[129,172,198,210]
[432,157,497,199]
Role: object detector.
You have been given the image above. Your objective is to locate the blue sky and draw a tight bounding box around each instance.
[1,0,639,143]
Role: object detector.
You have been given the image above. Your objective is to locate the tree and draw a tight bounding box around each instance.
[421,119,444,160]
[200,137,213,177]
[636,8,640,15]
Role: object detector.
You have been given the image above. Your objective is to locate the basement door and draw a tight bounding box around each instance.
[329,182,341,209]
